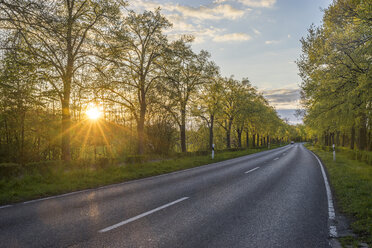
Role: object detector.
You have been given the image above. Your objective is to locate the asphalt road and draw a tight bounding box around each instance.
[0,144,332,248]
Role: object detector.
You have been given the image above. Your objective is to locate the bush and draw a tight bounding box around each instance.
[0,163,22,178]
[23,160,62,174]
[125,155,146,164]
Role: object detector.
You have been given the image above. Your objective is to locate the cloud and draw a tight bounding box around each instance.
[253,28,261,35]
[276,109,303,124]
[237,0,276,7]
[265,40,280,45]
[262,88,300,110]
[132,1,247,20]
[129,1,256,44]
[213,33,251,42]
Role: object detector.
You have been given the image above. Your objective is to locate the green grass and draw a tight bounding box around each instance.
[306,145,372,247]
[0,145,283,205]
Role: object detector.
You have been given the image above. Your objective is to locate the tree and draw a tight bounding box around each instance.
[100,9,171,154]
[297,0,371,150]
[160,38,218,152]
[192,76,224,150]
[0,0,120,160]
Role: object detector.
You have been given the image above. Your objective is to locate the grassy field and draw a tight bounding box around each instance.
[0,145,283,205]
[307,145,372,247]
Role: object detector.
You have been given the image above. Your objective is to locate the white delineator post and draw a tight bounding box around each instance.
[212,144,215,159]
[332,144,336,161]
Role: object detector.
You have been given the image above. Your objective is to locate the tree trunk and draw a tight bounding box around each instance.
[137,98,146,155]
[257,133,260,147]
[252,134,255,148]
[237,129,242,148]
[246,130,249,148]
[358,115,367,150]
[350,125,355,150]
[209,115,214,150]
[226,118,232,149]
[180,108,186,153]
[61,96,71,161]
[342,132,345,147]
[20,111,25,164]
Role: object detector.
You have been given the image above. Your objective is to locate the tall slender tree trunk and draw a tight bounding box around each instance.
[226,118,232,149]
[257,133,260,147]
[20,111,25,164]
[336,131,340,146]
[209,115,214,150]
[342,132,345,147]
[61,95,71,161]
[252,134,255,148]
[350,125,355,150]
[62,19,73,161]
[137,95,146,155]
[246,130,249,148]
[358,115,367,150]
[237,129,242,148]
[180,107,186,153]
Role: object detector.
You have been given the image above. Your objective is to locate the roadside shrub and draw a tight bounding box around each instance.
[0,163,22,179]
[125,155,146,164]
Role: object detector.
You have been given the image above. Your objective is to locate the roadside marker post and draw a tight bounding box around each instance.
[212,144,215,159]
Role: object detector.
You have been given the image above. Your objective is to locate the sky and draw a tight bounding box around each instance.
[129,0,333,124]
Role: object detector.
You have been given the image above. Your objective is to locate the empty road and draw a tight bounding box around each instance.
[0,144,334,247]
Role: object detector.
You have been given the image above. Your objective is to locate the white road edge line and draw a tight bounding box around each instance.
[99,197,189,233]
[245,167,259,174]
[310,151,337,238]
[0,205,11,209]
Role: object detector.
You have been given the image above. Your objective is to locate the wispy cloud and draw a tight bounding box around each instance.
[214,0,276,8]
[213,33,251,42]
[132,1,247,20]
[265,40,280,45]
[129,1,272,44]
[253,28,261,35]
[262,88,300,110]
[237,0,276,8]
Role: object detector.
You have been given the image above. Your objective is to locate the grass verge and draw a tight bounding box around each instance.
[306,145,372,247]
[0,145,283,205]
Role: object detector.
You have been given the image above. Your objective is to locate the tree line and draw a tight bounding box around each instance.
[0,0,296,163]
[297,0,371,151]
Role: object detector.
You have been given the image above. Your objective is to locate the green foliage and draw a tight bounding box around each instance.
[298,0,371,150]
[0,2,296,165]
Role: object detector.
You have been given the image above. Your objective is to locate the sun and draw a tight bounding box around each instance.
[86,105,102,120]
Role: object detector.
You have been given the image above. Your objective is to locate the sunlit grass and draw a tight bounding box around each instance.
[307,145,372,246]
[0,145,284,205]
